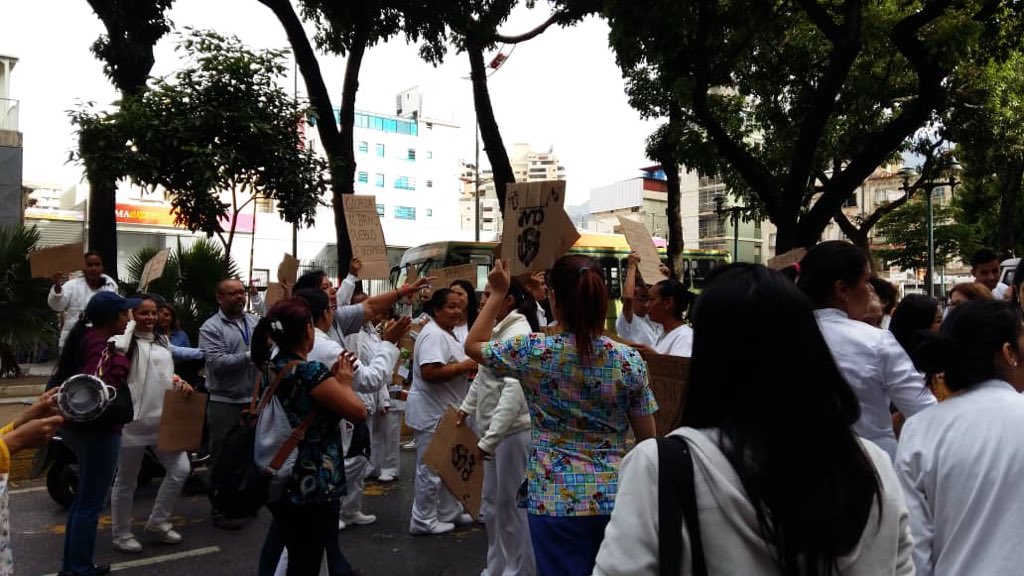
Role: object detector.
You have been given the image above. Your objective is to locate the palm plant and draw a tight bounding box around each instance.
[123,238,239,341]
[0,226,57,377]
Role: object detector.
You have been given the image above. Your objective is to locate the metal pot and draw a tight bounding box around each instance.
[57,374,119,422]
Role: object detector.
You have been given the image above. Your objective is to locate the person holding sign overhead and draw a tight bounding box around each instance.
[48,251,118,350]
[643,279,695,357]
[615,253,662,347]
[464,256,657,576]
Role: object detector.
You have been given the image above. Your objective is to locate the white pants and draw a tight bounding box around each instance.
[111,446,189,538]
[341,455,369,518]
[482,430,535,576]
[409,429,462,532]
[369,409,401,478]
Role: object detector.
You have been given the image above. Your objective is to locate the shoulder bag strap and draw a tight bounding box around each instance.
[254,360,303,416]
[264,409,318,474]
[657,435,708,576]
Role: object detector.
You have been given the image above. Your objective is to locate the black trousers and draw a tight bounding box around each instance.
[265,498,352,576]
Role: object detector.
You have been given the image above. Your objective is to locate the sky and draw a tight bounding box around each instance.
[0,0,659,207]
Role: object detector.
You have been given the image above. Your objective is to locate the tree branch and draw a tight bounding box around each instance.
[796,0,841,42]
[492,12,562,44]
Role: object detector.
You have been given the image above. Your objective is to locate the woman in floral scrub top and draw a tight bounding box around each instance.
[465,255,657,576]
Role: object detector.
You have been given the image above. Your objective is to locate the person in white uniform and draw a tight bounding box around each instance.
[614,253,662,347]
[449,279,478,343]
[110,295,194,553]
[797,241,936,460]
[458,277,538,576]
[896,298,1024,576]
[48,251,119,350]
[644,279,695,357]
[407,288,477,535]
[969,247,1010,299]
[595,263,914,575]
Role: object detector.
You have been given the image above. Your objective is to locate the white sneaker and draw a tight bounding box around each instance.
[112,534,143,553]
[376,474,396,483]
[401,439,417,451]
[409,521,455,536]
[445,513,474,526]
[145,523,183,544]
[341,512,377,526]
[338,519,347,530]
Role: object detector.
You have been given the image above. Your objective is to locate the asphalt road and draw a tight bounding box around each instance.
[10,450,487,576]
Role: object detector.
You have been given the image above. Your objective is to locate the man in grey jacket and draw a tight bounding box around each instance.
[199,279,260,529]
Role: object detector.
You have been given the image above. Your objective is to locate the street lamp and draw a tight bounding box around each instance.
[900,163,960,298]
[714,194,744,262]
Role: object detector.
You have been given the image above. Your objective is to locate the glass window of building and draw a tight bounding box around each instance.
[357,171,368,184]
[395,206,416,220]
[357,141,368,153]
[376,203,385,217]
[375,143,385,157]
[375,173,385,187]
[407,148,416,161]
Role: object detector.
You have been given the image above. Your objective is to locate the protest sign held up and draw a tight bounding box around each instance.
[501,181,579,276]
[617,216,668,285]
[139,248,172,292]
[30,242,84,279]
[343,194,390,279]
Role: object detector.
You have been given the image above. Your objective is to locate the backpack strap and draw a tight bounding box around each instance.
[264,410,318,475]
[657,435,708,576]
[254,360,303,416]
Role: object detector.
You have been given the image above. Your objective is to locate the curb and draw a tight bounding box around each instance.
[0,384,45,399]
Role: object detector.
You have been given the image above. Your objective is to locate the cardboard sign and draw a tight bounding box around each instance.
[343,195,389,279]
[264,282,286,310]
[646,353,691,436]
[277,254,300,284]
[428,264,477,295]
[766,248,807,271]
[157,391,208,452]
[501,181,577,276]
[29,242,84,279]
[423,406,484,519]
[139,248,171,291]
[618,217,668,285]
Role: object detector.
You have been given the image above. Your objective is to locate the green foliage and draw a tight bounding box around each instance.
[71,29,328,253]
[875,195,976,272]
[0,226,57,375]
[87,0,176,95]
[122,238,239,341]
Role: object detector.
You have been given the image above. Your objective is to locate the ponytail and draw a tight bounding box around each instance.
[251,297,315,367]
[550,255,609,364]
[49,317,90,390]
[508,276,540,332]
[250,317,273,368]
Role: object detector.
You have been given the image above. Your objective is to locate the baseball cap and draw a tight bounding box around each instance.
[84,291,142,324]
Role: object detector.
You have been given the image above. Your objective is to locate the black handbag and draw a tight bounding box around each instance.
[658,435,708,576]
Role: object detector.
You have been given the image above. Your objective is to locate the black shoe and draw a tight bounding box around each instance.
[212,514,245,530]
[57,565,111,576]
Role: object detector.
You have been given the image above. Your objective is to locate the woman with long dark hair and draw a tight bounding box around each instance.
[595,263,913,575]
[465,256,657,576]
[797,241,934,459]
[896,299,1024,575]
[449,279,479,343]
[407,288,478,535]
[249,297,367,576]
[888,295,942,368]
[458,276,538,576]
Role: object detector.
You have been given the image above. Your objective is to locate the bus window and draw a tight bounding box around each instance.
[600,257,622,300]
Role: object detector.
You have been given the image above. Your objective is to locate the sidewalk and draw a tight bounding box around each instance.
[0,360,52,400]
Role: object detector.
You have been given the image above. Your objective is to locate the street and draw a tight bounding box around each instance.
[9,450,487,576]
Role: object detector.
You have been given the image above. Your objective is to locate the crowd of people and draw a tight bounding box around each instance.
[12,241,1024,575]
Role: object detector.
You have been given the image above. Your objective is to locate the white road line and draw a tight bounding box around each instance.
[9,486,47,494]
[40,546,221,575]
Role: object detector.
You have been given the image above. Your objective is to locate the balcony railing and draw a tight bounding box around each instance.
[0,98,19,132]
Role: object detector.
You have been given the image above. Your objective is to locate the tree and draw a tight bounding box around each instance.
[946,53,1024,258]
[875,195,974,272]
[0,226,57,377]
[72,30,327,259]
[605,0,1022,254]
[646,116,686,274]
[82,0,176,279]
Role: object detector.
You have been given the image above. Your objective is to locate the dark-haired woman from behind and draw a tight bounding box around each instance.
[797,241,935,460]
[896,299,1024,576]
[889,294,946,398]
[250,297,367,576]
[465,256,657,576]
[595,263,913,576]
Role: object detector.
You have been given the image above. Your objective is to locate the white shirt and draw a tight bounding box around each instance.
[654,324,693,357]
[310,328,397,395]
[345,324,394,415]
[48,274,118,348]
[595,428,914,576]
[993,281,1011,300]
[814,308,936,459]
[616,313,663,347]
[453,323,468,344]
[405,320,470,432]
[120,329,177,448]
[896,380,1024,576]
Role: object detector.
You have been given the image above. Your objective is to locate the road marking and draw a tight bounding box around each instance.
[40,546,220,575]
[9,486,47,494]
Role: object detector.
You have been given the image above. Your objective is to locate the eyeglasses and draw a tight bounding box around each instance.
[219,289,246,297]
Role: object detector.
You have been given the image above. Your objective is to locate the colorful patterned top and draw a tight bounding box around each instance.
[268,353,345,506]
[480,332,657,517]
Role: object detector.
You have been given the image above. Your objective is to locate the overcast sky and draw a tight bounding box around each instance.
[0,0,658,206]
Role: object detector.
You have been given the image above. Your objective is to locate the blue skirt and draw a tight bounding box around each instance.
[528,514,610,576]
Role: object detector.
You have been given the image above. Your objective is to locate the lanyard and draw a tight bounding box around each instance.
[233,316,250,346]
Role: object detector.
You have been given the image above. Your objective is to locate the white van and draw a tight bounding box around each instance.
[1000,257,1019,287]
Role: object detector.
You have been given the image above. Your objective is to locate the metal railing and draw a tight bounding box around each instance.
[0,98,18,132]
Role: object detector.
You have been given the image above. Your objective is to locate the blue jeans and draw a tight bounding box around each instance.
[528,514,610,576]
[61,427,121,575]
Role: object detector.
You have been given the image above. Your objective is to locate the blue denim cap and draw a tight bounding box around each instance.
[84,291,142,324]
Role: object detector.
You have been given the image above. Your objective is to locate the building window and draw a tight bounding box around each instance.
[395,206,416,220]
[407,148,416,161]
[426,180,433,189]
[394,176,416,191]
[357,141,368,153]
[255,196,275,214]
[698,187,726,214]
[357,171,368,184]
[698,214,726,238]
[375,143,385,157]
[375,173,385,188]
[426,122,433,130]
[426,209,433,217]
[351,112,418,136]
[376,203,385,217]
[427,151,433,159]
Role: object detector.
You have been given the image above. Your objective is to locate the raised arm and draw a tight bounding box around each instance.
[621,253,639,323]
[465,260,510,362]
[48,274,68,312]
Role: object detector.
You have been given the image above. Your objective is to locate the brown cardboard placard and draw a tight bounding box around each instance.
[157,391,208,452]
[277,254,300,284]
[766,247,807,271]
[423,406,484,519]
[264,282,286,310]
[139,248,172,291]
[428,264,477,296]
[29,242,84,279]
[617,216,667,285]
[645,353,691,436]
[343,195,389,279]
[501,181,574,276]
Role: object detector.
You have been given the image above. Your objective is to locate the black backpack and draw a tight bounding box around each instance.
[658,435,708,576]
[207,361,314,518]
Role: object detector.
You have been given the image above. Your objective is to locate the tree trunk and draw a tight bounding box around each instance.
[86,173,118,281]
[660,158,684,276]
[467,37,515,212]
[331,30,367,278]
[997,158,1024,259]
